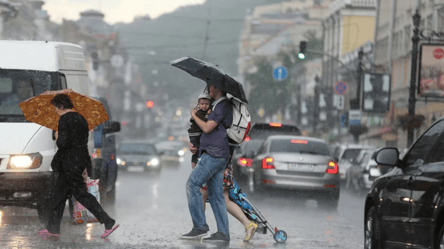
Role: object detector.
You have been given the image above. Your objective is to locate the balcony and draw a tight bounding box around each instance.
[330,0,376,14]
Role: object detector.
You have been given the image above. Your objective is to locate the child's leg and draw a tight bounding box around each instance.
[223,190,250,227]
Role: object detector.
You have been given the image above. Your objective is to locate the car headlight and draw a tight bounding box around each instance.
[178,150,185,156]
[8,153,43,169]
[117,158,126,166]
[147,158,159,167]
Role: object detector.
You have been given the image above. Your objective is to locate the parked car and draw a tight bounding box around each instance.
[248,135,340,210]
[334,144,376,181]
[345,149,381,192]
[364,118,444,248]
[117,141,161,172]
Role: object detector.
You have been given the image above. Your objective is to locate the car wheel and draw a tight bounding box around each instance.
[365,206,380,249]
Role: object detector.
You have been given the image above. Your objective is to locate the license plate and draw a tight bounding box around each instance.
[128,166,145,172]
[288,163,314,171]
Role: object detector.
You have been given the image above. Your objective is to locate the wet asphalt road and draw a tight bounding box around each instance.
[0,154,366,249]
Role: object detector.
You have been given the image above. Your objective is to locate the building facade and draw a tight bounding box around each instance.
[372,0,444,149]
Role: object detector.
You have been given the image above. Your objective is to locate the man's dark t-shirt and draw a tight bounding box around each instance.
[199,98,233,159]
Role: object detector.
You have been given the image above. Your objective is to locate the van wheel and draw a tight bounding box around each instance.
[365,206,380,249]
[37,202,50,225]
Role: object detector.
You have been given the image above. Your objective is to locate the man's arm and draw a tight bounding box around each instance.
[191,109,218,134]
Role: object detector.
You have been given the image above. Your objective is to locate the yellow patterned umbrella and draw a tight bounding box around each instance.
[19,89,109,131]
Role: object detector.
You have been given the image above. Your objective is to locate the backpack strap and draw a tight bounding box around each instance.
[211,96,230,129]
[211,96,228,111]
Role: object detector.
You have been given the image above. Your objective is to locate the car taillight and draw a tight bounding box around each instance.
[262,157,275,169]
[269,122,282,127]
[326,161,338,174]
[239,158,252,167]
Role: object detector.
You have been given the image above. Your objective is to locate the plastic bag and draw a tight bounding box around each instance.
[72,200,88,224]
[72,178,100,224]
[86,178,100,222]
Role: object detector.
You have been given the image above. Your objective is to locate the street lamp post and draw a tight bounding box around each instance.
[313,76,321,136]
[407,10,421,147]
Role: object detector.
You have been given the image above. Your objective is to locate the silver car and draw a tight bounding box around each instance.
[249,135,340,209]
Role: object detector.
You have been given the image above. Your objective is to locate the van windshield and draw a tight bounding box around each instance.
[0,69,60,121]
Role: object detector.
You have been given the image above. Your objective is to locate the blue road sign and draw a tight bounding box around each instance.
[273,66,288,81]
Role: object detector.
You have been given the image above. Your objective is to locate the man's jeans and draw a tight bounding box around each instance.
[186,153,229,237]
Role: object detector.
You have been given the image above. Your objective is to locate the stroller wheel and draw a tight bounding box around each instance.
[274,230,287,243]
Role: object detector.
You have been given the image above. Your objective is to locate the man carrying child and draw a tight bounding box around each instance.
[182,82,233,243]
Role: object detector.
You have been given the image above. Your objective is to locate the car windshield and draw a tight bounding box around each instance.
[0,69,60,120]
[119,143,156,155]
[269,139,330,156]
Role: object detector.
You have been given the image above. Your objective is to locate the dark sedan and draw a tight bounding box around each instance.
[364,118,444,248]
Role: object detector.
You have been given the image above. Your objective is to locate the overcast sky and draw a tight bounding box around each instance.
[43,0,205,24]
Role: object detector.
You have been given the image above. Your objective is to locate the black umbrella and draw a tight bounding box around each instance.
[170,57,248,104]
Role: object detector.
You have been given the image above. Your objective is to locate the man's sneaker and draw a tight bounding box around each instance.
[181,228,208,239]
[202,232,230,243]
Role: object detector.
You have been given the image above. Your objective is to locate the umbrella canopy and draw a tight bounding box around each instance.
[19,90,109,131]
[170,57,248,103]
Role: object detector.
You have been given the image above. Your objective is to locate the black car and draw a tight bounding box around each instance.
[365,119,444,248]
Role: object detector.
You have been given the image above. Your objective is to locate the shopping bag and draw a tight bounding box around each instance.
[86,178,100,223]
[72,200,88,224]
[71,178,101,224]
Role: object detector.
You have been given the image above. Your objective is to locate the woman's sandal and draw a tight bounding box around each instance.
[244,221,258,242]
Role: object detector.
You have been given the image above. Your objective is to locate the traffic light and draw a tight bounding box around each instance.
[146,100,154,109]
[91,52,99,70]
[298,41,307,59]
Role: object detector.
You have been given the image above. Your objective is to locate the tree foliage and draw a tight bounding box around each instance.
[245,30,324,121]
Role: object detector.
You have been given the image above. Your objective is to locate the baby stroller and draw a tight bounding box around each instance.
[228,178,287,243]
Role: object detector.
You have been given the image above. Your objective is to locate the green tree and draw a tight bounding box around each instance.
[245,30,324,122]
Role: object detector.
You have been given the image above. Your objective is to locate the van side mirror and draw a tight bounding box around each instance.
[375,148,399,166]
[103,121,121,134]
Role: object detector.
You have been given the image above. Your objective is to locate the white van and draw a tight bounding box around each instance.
[0,41,91,221]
